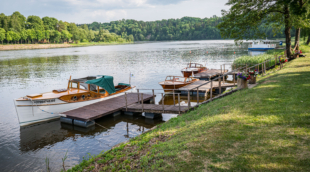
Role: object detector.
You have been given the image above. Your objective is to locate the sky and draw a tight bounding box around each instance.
[0,0,230,23]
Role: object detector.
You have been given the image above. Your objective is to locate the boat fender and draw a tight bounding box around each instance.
[82,95,85,100]
[72,96,77,101]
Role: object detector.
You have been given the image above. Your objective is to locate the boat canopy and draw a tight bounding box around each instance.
[85,75,116,94]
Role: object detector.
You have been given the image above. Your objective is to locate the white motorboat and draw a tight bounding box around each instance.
[248,39,276,51]
[14,75,135,127]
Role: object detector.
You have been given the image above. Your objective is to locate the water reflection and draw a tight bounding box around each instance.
[20,114,163,153]
[0,40,253,171]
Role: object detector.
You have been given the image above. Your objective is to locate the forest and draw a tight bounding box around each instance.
[86,16,293,41]
[0,12,133,44]
[0,11,296,44]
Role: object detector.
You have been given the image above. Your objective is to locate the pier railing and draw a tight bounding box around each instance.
[124,55,289,115]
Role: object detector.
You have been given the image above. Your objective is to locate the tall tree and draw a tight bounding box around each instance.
[0,28,5,44]
[217,0,309,58]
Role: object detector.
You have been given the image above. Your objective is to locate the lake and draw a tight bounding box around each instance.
[0,40,251,171]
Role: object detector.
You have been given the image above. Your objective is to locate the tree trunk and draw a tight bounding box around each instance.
[284,5,292,58]
[306,35,310,45]
[295,28,300,50]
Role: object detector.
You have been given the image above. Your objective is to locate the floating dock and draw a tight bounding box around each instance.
[62,93,154,122]
[178,80,235,92]
[123,104,189,114]
[193,69,228,79]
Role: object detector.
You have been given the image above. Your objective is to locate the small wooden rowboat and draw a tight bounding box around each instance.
[159,76,199,91]
[181,62,207,77]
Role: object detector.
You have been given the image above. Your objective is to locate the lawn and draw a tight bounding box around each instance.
[69,54,310,172]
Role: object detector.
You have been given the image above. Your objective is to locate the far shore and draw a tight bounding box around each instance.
[0,42,133,51]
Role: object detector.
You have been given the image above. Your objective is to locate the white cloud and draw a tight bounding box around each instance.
[0,0,230,23]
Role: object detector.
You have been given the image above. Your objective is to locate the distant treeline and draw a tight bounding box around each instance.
[0,12,133,44]
[0,12,296,45]
[85,16,295,41]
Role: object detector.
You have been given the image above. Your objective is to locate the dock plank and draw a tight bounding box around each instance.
[179,81,235,91]
[63,93,154,121]
[123,104,189,114]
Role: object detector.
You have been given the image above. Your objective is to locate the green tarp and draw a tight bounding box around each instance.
[85,75,116,94]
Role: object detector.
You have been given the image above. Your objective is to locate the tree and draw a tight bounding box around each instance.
[45,30,50,43]
[6,31,14,44]
[42,16,58,30]
[0,28,5,44]
[26,15,44,31]
[217,0,309,58]
[27,29,36,43]
[36,30,45,43]
[20,29,27,43]
[12,31,21,44]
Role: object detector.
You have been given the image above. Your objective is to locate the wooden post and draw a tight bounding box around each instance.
[210,80,213,101]
[125,92,127,111]
[141,93,144,112]
[264,61,266,73]
[97,86,100,94]
[196,88,199,105]
[161,93,164,112]
[258,64,260,75]
[67,76,71,90]
[152,89,155,104]
[221,65,222,74]
[262,63,264,76]
[233,73,235,86]
[223,64,225,83]
[219,76,222,94]
[173,90,175,106]
[77,82,80,89]
[188,91,191,109]
[178,94,181,115]
[246,64,247,73]
[137,89,140,104]
[275,56,277,66]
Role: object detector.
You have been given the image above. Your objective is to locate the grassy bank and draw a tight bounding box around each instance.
[0,42,132,51]
[68,55,310,171]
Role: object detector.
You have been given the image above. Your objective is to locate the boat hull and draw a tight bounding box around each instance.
[182,71,199,77]
[248,48,275,51]
[14,89,135,127]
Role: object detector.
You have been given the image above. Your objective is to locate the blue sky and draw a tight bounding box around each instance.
[0,0,230,23]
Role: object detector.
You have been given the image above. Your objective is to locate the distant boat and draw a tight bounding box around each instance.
[159,76,199,92]
[14,75,135,127]
[181,62,207,77]
[248,39,276,51]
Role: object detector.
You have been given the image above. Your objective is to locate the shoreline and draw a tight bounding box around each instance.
[0,42,133,51]
[68,49,310,171]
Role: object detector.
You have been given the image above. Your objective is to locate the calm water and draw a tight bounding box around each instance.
[0,40,250,171]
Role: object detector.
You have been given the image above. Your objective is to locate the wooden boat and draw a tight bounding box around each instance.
[159,76,199,91]
[14,75,135,127]
[181,63,207,77]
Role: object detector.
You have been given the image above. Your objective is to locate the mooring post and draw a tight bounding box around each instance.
[161,93,164,113]
[137,89,140,104]
[188,91,191,109]
[141,93,144,112]
[233,73,235,86]
[152,89,155,104]
[196,87,199,105]
[219,75,222,94]
[173,90,175,106]
[178,93,181,115]
[210,80,213,101]
[125,92,127,111]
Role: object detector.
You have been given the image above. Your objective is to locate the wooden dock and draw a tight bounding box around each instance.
[123,104,189,114]
[193,69,228,78]
[178,80,235,92]
[62,93,154,121]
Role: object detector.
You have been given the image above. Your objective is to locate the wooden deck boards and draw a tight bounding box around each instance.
[178,80,235,91]
[194,69,228,78]
[63,93,154,121]
[123,104,189,114]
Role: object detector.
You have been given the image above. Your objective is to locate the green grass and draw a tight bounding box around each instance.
[69,55,310,171]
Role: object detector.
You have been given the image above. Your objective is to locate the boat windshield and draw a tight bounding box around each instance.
[165,76,186,82]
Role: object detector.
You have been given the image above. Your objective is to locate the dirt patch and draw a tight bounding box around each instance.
[0,44,72,51]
